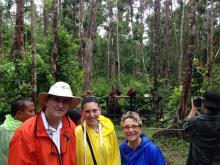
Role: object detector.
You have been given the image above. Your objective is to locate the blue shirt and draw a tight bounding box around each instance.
[120,134,166,165]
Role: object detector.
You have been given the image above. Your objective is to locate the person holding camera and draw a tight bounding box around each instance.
[183,91,220,165]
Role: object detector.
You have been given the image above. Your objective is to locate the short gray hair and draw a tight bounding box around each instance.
[120,111,142,128]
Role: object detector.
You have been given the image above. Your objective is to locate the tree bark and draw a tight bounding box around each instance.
[107,0,114,81]
[116,0,120,83]
[0,7,3,48]
[164,0,172,82]
[83,0,97,92]
[140,0,147,74]
[177,0,196,124]
[178,0,186,83]
[51,0,59,80]
[153,0,161,127]
[12,0,25,60]
[78,0,85,64]
[43,1,49,37]
[31,0,37,103]
[207,0,215,88]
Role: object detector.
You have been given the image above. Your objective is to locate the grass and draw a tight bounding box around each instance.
[115,125,189,165]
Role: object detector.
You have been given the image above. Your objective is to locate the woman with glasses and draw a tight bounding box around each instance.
[120,111,165,165]
[75,92,121,165]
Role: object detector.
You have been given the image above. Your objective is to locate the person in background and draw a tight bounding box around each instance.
[108,85,122,116]
[183,91,220,165]
[8,81,81,165]
[66,108,81,125]
[0,97,35,165]
[75,91,121,165]
[120,111,166,165]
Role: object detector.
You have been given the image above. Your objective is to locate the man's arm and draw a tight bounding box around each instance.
[8,130,36,165]
[182,100,197,132]
[186,100,197,119]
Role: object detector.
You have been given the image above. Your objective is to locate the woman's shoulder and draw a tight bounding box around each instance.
[141,135,160,150]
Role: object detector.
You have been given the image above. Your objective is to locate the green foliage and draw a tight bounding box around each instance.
[36,27,83,95]
[191,58,206,96]
[91,78,111,114]
[93,35,108,77]
[159,85,182,127]
[0,54,53,115]
[202,64,220,91]
[166,86,182,112]
[155,137,188,165]
[56,27,83,95]
[119,74,151,96]
[91,78,111,96]
[62,0,79,37]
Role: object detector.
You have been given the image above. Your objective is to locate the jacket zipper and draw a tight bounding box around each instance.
[49,138,63,165]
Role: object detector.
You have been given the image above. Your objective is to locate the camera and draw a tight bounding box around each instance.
[193,97,202,107]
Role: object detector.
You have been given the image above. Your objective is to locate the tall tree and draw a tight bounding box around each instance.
[207,0,215,88]
[116,0,120,83]
[139,0,147,74]
[0,3,3,49]
[152,0,161,126]
[164,0,172,81]
[30,0,37,103]
[78,0,85,64]
[106,0,114,81]
[12,0,25,59]
[178,0,186,83]
[51,0,59,80]
[43,0,49,37]
[177,0,196,124]
[83,0,97,92]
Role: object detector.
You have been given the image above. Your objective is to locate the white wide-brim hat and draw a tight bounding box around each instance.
[38,81,81,109]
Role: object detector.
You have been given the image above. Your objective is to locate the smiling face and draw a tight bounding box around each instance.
[82,102,101,128]
[122,118,142,143]
[45,95,71,121]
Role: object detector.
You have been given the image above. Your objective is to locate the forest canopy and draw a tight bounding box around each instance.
[0,0,220,126]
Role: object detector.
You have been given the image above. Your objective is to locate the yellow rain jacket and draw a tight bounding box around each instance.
[75,115,121,165]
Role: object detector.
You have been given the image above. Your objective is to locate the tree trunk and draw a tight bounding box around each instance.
[107,0,114,81]
[128,0,134,36]
[51,0,59,80]
[31,0,37,103]
[178,0,186,83]
[116,0,120,83]
[207,0,215,88]
[43,1,49,37]
[164,0,172,82]
[59,0,62,23]
[140,0,146,74]
[12,0,25,60]
[83,0,97,92]
[177,0,196,125]
[0,8,3,48]
[78,0,85,64]
[153,0,161,127]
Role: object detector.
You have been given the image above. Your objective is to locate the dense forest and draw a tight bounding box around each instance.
[0,0,220,127]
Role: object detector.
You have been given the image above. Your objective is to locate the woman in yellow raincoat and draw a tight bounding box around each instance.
[75,92,121,165]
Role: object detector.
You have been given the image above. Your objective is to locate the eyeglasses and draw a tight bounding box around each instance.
[123,125,140,131]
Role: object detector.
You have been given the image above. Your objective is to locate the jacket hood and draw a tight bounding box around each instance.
[98,115,114,136]
[120,134,152,164]
[0,114,22,130]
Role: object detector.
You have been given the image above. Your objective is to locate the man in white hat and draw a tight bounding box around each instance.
[8,82,81,165]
